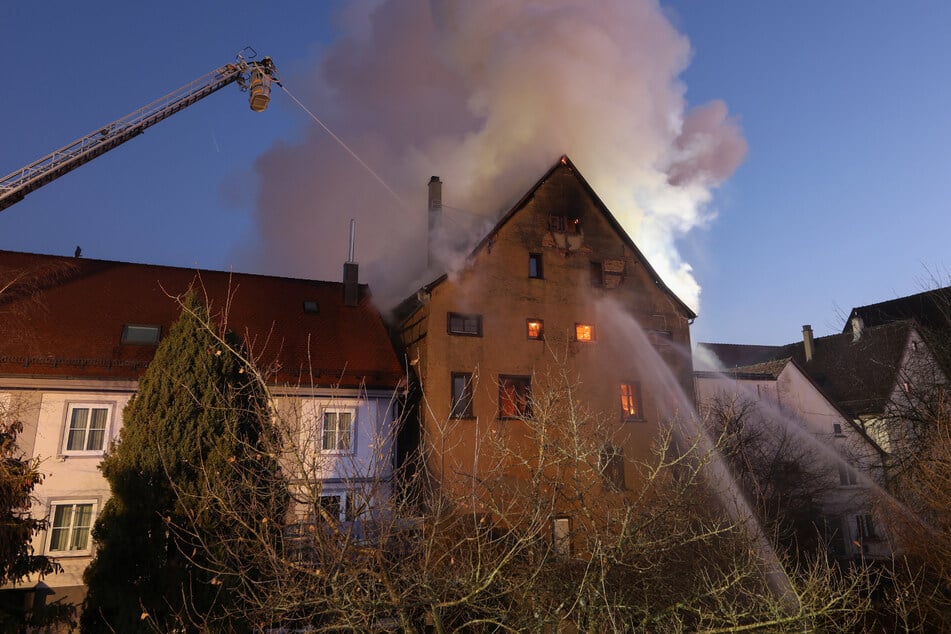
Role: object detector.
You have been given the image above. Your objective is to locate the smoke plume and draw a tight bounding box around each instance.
[245,0,746,311]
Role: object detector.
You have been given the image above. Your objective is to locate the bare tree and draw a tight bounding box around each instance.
[145,303,883,634]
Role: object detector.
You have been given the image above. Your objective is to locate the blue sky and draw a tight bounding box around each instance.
[3,1,950,347]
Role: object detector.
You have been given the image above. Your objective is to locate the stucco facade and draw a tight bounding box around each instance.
[397,157,696,527]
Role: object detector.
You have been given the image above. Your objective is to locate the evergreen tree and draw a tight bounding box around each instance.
[81,292,286,632]
[0,413,70,629]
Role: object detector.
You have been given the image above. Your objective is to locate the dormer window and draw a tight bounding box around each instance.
[121,324,161,345]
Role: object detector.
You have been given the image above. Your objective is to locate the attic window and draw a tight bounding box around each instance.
[303,301,320,314]
[549,215,580,234]
[121,324,161,345]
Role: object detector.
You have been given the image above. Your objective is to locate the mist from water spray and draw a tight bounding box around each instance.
[593,297,799,609]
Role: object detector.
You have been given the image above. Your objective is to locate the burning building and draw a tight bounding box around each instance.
[394,156,696,549]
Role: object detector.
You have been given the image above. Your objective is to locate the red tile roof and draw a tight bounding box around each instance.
[0,250,403,390]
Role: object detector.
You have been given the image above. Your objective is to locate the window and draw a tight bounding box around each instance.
[498,376,531,419]
[303,300,319,314]
[447,312,483,336]
[527,319,544,340]
[451,373,474,418]
[47,502,95,554]
[63,404,111,454]
[548,214,567,233]
[600,445,626,491]
[319,495,342,522]
[322,410,353,452]
[833,422,844,437]
[856,514,877,539]
[589,261,603,287]
[528,253,543,279]
[552,517,572,556]
[575,323,595,342]
[620,382,642,421]
[121,324,161,344]
[838,464,857,486]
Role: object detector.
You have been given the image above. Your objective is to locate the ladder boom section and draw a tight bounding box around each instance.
[0,63,244,211]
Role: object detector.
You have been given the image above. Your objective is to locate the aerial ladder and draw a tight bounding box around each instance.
[0,49,278,212]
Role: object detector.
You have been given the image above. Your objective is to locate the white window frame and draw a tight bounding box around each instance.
[61,403,114,456]
[320,407,356,455]
[46,499,98,556]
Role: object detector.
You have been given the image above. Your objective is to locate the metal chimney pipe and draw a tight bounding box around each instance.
[343,219,359,307]
[427,176,442,268]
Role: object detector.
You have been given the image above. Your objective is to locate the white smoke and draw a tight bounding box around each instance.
[245,0,746,311]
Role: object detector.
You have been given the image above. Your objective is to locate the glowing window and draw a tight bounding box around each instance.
[499,376,531,419]
[575,323,594,342]
[527,319,544,340]
[620,382,642,421]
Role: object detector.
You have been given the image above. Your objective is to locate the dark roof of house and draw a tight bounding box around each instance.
[0,250,403,389]
[698,321,915,418]
[844,286,951,334]
[397,155,696,324]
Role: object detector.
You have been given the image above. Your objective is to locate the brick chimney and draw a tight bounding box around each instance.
[343,219,359,307]
[802,324,814,362]
[427,176,442,268]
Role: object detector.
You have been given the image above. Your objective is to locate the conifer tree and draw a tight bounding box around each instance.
[81,292,286,632]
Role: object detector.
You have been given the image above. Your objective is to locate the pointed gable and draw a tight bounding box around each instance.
[466,155,695,320]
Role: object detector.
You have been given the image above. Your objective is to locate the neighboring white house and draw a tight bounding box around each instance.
[695,344,894,560]
[0,250,404,609]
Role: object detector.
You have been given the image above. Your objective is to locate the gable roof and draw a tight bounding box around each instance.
[698,321,916,418]
[399,155,696,322]
[0,250,403,390]
[845,286,951,334]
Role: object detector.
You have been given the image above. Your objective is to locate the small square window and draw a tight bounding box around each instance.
[303,300,320,314]
[451,373,474,418]
[448,312,483,337]
[47,501,96,554]
[620,382,642,421]
[121,324,161,344]
[575,323,595,342]
[499,375,531,419]
[529,253,543,279]
[322,410,354,453]
[62,404,112,455]
[548,215,567,233]
[527,319,544,340]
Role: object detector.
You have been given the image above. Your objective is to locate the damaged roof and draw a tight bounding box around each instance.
[397,155,696,323]
[0,250,403,390]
